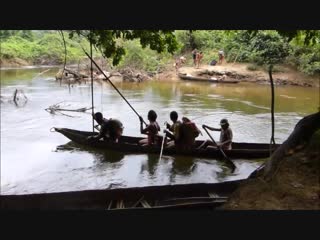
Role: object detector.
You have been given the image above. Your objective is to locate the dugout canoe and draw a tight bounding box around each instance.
[0,179,244,210]
[178,73,239,83]
[53,128,280,159]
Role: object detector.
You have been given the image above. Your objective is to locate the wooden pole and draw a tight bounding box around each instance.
[269,65,276,145]
[82,47,147,126]
[90,34,94,132]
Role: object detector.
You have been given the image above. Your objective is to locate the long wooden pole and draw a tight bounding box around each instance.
[81,47,147,126]
[90,36,94,132]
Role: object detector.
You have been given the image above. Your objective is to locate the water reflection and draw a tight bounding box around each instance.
[140,154,159,176]
[57,141,125,164]
[93,150,125,164]
[171,156,196,175]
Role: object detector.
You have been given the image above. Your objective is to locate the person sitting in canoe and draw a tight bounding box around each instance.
[138,110,161,146]
[197,118,233,150]
[165,114,202,151]
[180,117,202,147]
[87,112,124,143]
[164,111,182,149]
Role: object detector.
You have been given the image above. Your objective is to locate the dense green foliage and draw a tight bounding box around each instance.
[1,30,319,76]
[247,31,290,65]
[175,30,319,76]
[287,38,320,75]
[1,31,88,64]
[68,30,178,66]
[116,39,173,72]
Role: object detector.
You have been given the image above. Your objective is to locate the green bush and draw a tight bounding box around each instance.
[224,31,291,66]
[247,64,259,71]
[175,30,192,52]
[117,39,172,72]
[1,36,39,60]
[1,32,88,64]
[288,44,320,76]
[261,65,285,73]
[248,31,290,65]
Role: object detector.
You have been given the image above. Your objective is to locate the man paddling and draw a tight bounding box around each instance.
[197,118,233,150]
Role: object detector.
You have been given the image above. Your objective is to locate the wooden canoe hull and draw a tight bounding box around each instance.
[54,128,280,159]
[178,73,239,84]
[0,180,243,210]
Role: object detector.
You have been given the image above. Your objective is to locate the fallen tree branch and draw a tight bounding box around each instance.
[45,102,93,117]
[49,107,93,112]
[33,69,50,79]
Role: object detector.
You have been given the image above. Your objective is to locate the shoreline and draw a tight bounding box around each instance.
[0,65,62,70]
[1,60,319,88]
[175,63,319,88]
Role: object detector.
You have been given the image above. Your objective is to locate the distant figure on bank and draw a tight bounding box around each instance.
[87,112,124,143]
[196,51,203,68]
[192,49,198,66]
[218,50,225,64]
[197,118,233,150]
[139,110,161,146]
[180,56,186,64]
[174,56,186,73]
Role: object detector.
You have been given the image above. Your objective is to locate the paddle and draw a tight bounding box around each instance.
[159,123,168,162]
[202,125,236,172]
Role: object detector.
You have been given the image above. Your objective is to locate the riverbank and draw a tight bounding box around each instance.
[1,59,319,88]
[0,58,32,68]
[221,130,320,210]
[174,63,319,87]
[0,57,65,68]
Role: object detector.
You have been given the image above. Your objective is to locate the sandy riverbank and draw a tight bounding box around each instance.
[158,62,319,88]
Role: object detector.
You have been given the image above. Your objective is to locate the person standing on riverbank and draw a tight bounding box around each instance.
[174,56,186,73]
[192,49,198,66]
[196,51,203,68]
[218,50,225,64]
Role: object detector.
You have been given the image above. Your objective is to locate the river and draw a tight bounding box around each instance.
[0,67,318,194]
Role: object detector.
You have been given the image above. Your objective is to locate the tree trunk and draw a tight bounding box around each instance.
[188,30,196,50]
[269,64,276,146]
[249,112,320,180]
